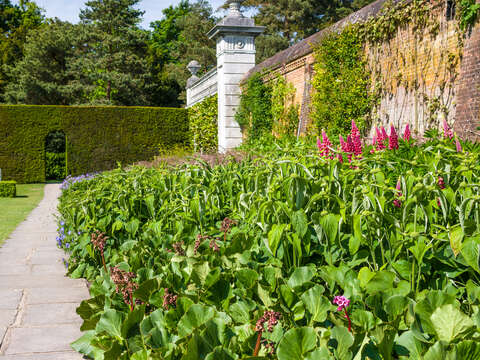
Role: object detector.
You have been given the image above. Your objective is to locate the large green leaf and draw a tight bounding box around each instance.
[300,285,332,323]
[177,304,216,339]
[430,304,474,343]
[71,330,105,359]
[291,209,308,238]
[331,326,354,360]
[96,309,125,340]
[267,224,288,256]
[277,327,317,360]
[287,266,315,290]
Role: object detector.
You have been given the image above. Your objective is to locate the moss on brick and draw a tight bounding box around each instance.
[0,105,189,183]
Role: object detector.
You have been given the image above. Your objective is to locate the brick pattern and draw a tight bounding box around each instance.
[454,21,480,141]
[256,0,480,139]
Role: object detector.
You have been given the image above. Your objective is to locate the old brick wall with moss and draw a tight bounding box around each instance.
[244,0,480,139]
[0,105,189,183]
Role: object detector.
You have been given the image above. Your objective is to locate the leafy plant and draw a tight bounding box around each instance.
[58,132,480,359]
[188,94,218,154]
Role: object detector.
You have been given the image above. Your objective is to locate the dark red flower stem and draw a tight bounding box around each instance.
[129,292,134,312]
[253,331,262,356]
[344,308,352,332]
[101,252,108,273]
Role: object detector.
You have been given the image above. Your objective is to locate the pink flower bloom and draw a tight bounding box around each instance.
[381,126,388,141]
[443,119,454,139]
[375,127,386,150]
[319,131,333,159]
[438,177,445,189]
[351,120,360,138]
[339,135,348,153]
[393,178,402,208]
[346,135,354,162]
[333,295,350,311]
[456,137,462,152]
[389,125,399,150]
[337,152,344,163]
[403,124,411,142]
[437,198,441,207]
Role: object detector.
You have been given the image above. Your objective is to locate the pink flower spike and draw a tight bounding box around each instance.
[351,120,360,138]
[337,152,344,163]
[396,178,402,191]
[389,125,399,150]
[443,119,454,139]
[317,137,322,151]
[339,135,348,153]
[456,137,462,152]
[319,131,333,159]
[381,126,388,140]
[403,124,411,142]
[333,295,350,311]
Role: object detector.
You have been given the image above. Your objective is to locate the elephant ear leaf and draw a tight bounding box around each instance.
[430,304,474,344]
[177,304,215,339]
[277,327,317,360]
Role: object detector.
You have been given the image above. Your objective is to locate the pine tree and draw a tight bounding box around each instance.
[79,0,149,105]
[4,20,88,105]
[0,0,43,101]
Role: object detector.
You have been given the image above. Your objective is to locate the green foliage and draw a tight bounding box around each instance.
[458,0,480,31]
[4,20,88,105]
[236,73,273,141]
[0,0,44,101]
[0,180,16,197]
[0,105,189,183]
[57,134,480,359]
[45,152,66,180]
[189,94,218,154]
[271,75,299,137]
[311,26,376,135]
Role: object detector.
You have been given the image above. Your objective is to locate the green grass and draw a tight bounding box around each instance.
[0,184,45,245]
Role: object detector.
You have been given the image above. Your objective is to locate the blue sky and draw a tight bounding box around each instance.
[13,0,227,29]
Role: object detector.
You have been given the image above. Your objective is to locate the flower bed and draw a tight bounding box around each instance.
[57,125,480,359]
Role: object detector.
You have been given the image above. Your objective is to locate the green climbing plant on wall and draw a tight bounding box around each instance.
[188,94,218,153]
[236,73,273,141]
[311,25,376,135]
[271,75,299,138]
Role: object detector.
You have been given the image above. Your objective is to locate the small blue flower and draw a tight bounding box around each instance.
[60,221,65,226]
[66,243,70,249]
[68,231,72,235]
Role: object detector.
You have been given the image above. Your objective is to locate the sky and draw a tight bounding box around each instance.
[13,0,228,29]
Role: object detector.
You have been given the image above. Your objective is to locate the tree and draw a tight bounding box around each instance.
[0,0,43,101]
[241,0,377,63]
[4,20,89,105]
[148,0,216,105]
[79,0,149,105]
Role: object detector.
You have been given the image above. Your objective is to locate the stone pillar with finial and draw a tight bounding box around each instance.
[207,0,264,152]
[186,60,202,107]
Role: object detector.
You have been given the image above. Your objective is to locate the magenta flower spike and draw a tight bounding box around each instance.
[333,295,352,332]
[317,137,322,151]
[396,178,402,191]
[339,135,348,153]
[376,127,387,150]
[319,131,333,159]
[456,137,462,152]
[393,178,402,208]
[389,125,399,150]
[381,126,388,140]
[403,124,411,142]
[443,119,454,139]
[351,120,360,138]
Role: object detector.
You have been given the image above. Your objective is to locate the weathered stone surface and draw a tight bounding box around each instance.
[0,290,22,310]
[22,303,81,326]
[27,287,89,305]
[0,185,88,358]
[4,325,83,355]
[0,352,84,360]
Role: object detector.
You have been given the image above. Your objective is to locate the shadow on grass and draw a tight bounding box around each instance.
[15,195,28,198]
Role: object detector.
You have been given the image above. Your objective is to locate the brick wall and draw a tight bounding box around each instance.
[454,20,480,141]
[251,0,480,139]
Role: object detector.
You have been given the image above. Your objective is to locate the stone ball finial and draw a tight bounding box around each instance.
[226,0,245,17]
[187,60,201,76]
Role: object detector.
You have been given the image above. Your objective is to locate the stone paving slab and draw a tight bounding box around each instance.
[1,352,83,360]
[26,287,90,305]
[0,185,88,359]
[4,325,83,355]
[22,303,82,326]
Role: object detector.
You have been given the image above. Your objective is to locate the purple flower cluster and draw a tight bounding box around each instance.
[60,173,97,190]
[333,295,350,311]
[56,223,66,247]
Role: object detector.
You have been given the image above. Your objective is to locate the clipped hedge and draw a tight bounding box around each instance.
[189,94,218,153]
[0,181,16,197]
[0,105,189,183]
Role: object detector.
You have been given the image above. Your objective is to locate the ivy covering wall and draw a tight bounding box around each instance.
[0,105,189,183]
[188,95,218,153]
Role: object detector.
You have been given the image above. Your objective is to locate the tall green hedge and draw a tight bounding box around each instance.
[0,105,189,183]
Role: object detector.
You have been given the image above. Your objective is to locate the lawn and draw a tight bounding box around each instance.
[0,184,45,245]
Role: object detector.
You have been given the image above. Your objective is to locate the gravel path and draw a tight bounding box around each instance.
[0,184,88,359]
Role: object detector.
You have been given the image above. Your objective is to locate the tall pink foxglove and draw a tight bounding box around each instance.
[403,124,411,142]
[389,125,399,150]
